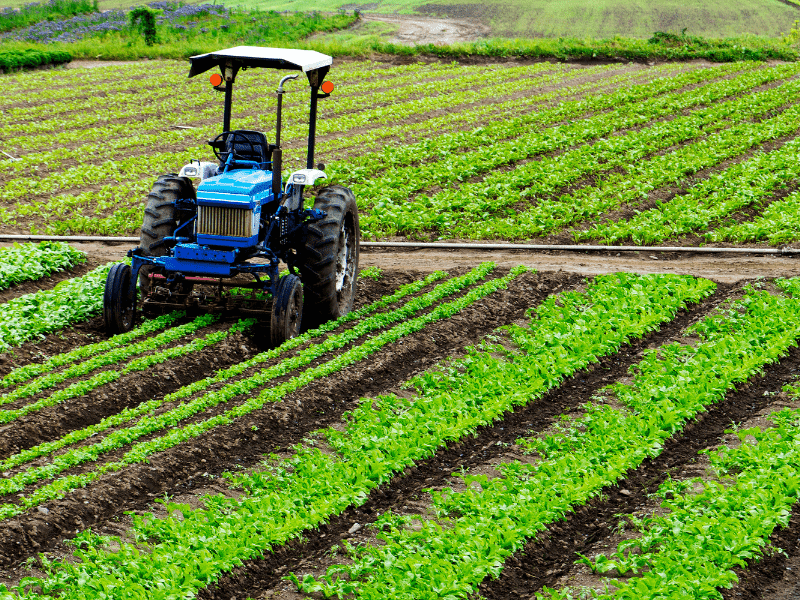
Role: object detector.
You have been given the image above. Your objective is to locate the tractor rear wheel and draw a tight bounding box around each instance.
[104,263,136,335]
[270,274,303,347]
[300,185,359,330]
[139,174,195,295]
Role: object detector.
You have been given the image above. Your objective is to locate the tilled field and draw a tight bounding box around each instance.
[0,264,800,599]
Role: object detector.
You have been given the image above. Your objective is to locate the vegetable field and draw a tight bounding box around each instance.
[3,58,800,247]
[0,261,797,599]
[4,55,800,599]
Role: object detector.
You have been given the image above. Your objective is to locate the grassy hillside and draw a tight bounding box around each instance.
[220,0,800,39]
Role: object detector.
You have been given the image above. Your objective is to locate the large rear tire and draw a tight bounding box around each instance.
[270,274,303,347]
[139,174,195,295]
[300,185,359,330]
[104,263,136,335]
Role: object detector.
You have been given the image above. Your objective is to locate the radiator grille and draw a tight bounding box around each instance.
[197,205,253,238]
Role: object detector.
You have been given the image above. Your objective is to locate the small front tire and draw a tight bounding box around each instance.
[270,274,303,347]
[104,263,136,335]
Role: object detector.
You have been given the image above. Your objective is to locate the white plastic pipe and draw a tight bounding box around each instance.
[0,235,796,254]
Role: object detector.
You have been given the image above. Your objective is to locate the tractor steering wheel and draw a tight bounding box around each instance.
[210,131,260,165]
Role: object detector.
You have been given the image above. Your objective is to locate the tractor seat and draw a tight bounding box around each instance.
[222,130,270,168]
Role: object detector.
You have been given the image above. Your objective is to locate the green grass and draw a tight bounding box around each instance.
[220,0,800,40]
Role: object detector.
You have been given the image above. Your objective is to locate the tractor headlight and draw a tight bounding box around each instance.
[292,173,307,184]
[184,166,198,177]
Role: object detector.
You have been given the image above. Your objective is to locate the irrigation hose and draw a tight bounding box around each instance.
[0,234,796,255]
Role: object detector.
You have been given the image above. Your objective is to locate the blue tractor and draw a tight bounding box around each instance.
[103,47,360,346]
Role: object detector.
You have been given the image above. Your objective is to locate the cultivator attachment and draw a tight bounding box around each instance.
[140,274,274,319]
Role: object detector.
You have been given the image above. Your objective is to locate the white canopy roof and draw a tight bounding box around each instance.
[188,46,332,78]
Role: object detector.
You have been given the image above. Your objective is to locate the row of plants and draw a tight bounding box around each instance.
[0,262,111,351]
[0,271,445,476]
[0,62,749,235]
[355,63,795,238]
[0,48,70,71]
[5,60,539,137]
[297,283,800,599]
[0,264,515,524]
[548,406,800,599]
[576,138,800,244]
[3,58,452,122]
[4,61,623,182]
[0,318,254,501]
[338,62,750,196]
[0,241,84,291]
[465,86,800,240]
[1,311,182,388]
[706,188,800,245]
[0,272,714,599]
[0,62,633,205]
[0,266,489,505]
[0,313,219,412]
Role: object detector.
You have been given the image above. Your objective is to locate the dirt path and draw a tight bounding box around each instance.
[50,242,800,285]
[360,13,490,45]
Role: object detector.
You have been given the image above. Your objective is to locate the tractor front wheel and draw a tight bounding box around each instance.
[270,274,303,347]
[300,185,359,330]
[104,263,136,335]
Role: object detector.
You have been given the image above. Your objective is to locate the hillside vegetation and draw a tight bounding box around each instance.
[220,0,800,39]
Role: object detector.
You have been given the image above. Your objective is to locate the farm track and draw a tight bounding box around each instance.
[196,277,734,600]
[0,266,546,568]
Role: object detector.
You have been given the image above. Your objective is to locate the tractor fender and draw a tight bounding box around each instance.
[178,161,219,181]
[285,168,326,193]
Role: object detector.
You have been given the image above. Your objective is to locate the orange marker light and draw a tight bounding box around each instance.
[209,73,223,87]
[320,80,334,94]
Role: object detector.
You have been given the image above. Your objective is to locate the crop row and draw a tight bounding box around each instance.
[297,282,800,599]
[0,265,490,517]
[0,313,221,418]
[0,270,445,476]
[3,62,628,182]
[0,63,565,197]
[0,272,714,599]
[1,59,452,114]
[706,187,800,244]
[335,62,751,193]
[6,62,547,138]
[0,264,513,526]
[551,406,800,599]
[0,241,84,291]
[5,60,466,126]
[0,262,111,351]
[4,61,560,157]
[465,83,800,240]
[576,137,800,244]
[0,63,753,236]
[357,64,799,238]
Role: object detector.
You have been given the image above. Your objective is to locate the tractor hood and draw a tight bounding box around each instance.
[196,169,274,209]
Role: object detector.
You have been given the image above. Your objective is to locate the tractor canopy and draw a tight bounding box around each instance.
[188,46,332,86]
